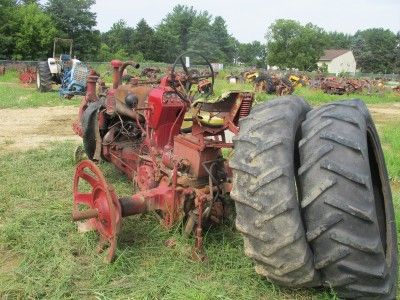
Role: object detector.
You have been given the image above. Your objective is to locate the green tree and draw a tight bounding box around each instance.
[238,41,266,67]
[352,28,397,73]
[151,5,240,63]
[266,19,327,70]
[151,29,179,62]
[157,5,198,54]
[17,0,38,3]
[97,43,113,62]
[132,19,155,60]
[395,32,400,74]
[187,12,223,61]
[113,48,129,61]
[211,16,236,63]
[0,0,18,59]
[325,31,353,49]
[45,0,100,60]
[102,20,135,55]
[13,3,58,59]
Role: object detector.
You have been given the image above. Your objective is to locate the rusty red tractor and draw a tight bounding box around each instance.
[72,52,397,299]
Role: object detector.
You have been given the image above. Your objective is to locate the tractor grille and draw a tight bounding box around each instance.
[239,93,254,118]
[72,62,88,86]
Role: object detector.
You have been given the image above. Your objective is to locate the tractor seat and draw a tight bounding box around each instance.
[181,111,224,131]
[197,112,224,127]
[190,91,244,127]
[60,54,71,61]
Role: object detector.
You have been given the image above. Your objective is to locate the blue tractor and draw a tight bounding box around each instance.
[36,38,89,98]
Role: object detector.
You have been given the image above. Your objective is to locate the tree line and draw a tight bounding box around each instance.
[266,19,400,74]
[0,0,399,73]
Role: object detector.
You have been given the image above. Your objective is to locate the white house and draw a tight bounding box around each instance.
[317,49,356,75]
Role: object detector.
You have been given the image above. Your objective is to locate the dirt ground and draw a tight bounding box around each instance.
[0,103,398,154]
[368,103,400,123]
[0,106,80,153]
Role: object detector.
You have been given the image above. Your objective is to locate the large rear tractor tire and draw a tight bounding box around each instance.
[299,100,397,298]
[254,74,275,93]
[230,96,320,287]
[36,61,52,92]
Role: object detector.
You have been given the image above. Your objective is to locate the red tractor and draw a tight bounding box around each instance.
[71,52,397,299]
[72,52,249,261]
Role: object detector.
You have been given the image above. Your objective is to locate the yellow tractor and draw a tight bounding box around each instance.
[241,70,259,83]
[288,74,309,88]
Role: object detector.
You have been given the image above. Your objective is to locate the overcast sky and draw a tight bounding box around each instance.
[92,0,400,43]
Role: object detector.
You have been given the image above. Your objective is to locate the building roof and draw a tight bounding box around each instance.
[319,49,351,61]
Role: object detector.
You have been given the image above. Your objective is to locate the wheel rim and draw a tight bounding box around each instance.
[367,129,389,254]
[73,160,121,262]
[36,72,40,89]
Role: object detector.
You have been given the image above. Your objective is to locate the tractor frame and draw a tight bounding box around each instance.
[72,53,254,261]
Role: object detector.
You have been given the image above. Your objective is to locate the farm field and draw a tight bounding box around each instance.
[0,77,399,299]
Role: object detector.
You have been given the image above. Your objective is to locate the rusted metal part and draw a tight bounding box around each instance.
[346,79,363,93]
[141,67,161,79]
[86,70,99,102]
[72,208,98,221]
[192,194,207,262]
[73,160,121,262]
[254,74,294,96]
[276,79,294,96]
[19,68,36,85]
[320,77,347,95]
[111,60,123,89]
[319,77,372,95]
[136,164,157,191]
[118,61,140,86]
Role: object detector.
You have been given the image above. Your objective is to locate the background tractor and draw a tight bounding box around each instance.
[70,52,398,299]
[36,38,88,98]
[254,73,294,95]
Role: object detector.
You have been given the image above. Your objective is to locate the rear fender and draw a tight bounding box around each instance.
[47,58,60,74]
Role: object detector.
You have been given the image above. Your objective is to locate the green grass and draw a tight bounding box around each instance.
[293,86,400,105]
[0,70,19,83]
[0,142,336,299]
[380,120,400,181]
[377,119,400,231]
[0,70,81,109]
[0,83,81,109]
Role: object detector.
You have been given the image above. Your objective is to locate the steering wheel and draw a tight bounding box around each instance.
[170,51,214,103]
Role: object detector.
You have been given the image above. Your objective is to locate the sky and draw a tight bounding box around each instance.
[92,0,400,43]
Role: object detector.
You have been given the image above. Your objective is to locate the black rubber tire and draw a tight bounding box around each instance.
[82,101,104,161]
[299,99,397,299]
[254,75,275,93]
[281,77,293,88]
[230,96,320,287]
[36,61,52,92]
